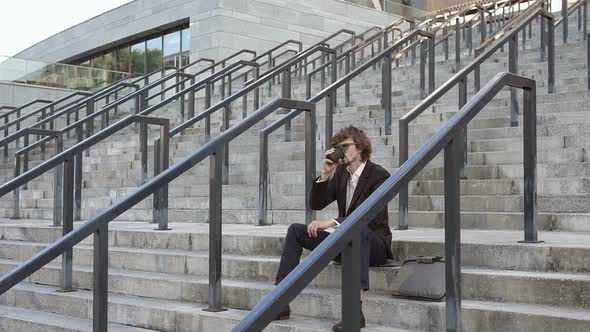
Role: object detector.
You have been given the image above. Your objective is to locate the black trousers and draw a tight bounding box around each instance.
[275,223,389,290]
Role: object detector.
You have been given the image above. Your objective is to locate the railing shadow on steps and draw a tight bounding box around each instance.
[398,4,557,231]
[0,97,315,331]
[235,71,539,332]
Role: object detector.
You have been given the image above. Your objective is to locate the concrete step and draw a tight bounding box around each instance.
[0,283,415,332]
[0,304,154,331]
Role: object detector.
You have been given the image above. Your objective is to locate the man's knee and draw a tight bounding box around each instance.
[286,223,307,240]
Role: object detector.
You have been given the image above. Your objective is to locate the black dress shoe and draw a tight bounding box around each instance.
[273,305,291,320]
[332,310,366,331]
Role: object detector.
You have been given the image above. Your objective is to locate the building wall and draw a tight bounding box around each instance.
[0,82,75,107]
[16,0,400,66]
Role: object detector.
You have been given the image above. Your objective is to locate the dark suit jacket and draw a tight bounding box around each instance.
[310,159,393,259]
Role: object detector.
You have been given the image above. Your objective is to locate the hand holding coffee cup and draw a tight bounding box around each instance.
[320,147,344,180]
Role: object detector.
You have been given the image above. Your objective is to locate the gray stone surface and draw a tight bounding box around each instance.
[16,0,399,64]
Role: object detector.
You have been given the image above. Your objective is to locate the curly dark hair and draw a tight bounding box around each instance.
[330,126,372,161]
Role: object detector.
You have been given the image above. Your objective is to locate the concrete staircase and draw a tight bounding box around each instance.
[0,7,589,331]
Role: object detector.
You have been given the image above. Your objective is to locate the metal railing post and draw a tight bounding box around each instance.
[579,3,583,32]
[548,16,555,94]
[60,157,75,292]
[398,120,409,230]
[93,224,108,332]
[420,40,427,98]
[541,14,547,62]
[444,134,462,332]
[383,45,393,136]
[324,53,337,149]
[74,126,83,221]
[188,77,196,119]
[22,135,29,190]
[205,82,212,142]
[12,155,21,219]
[509,34,519,126]
[480,6,488,43]
[584,1,587,41]
[254,66,260,111]
[153,123,170,231]
[3,115,8,157]
[429,38,435,94]
[456,18,461,70]
[588,33,590,90]
[205,148,226,312]
[411,21,417,64]
[85,99,94,139]
[468,23,473,56]
[345,54,351,106]
[283,68,293,142]
[561,0,569,44]
[140,122,148,183]
[444,25,450,60]
[258,132,270,226]
[304,105,316,224]
[222,102,230,185]
[341,231,362,330]
[243,73,249,119]
[459,78,468,176]
[53,134,64,227]
[521,83,540,243]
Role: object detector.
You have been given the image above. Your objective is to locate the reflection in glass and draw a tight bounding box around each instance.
[181,28,190,52]
[116,46,130,73]
[164,31,181,57]
[130,42,146,75]
[146,36,163,73]
[90,55,104,69]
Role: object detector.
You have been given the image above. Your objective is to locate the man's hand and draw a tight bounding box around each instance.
[320,148,340,181]
[307,220,337,238]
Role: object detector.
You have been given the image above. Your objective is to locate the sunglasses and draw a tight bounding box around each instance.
[333,143,356,150]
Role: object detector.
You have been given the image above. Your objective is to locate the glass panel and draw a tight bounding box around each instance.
[181,28,190,52]
[103,52,116,71]
[181,53,190,67]
[130,41,146,75]
[116,46,130,73]
[146,36,163,73]
[90,55,104,69]
[0,55,128,91]
[163,30,181,57]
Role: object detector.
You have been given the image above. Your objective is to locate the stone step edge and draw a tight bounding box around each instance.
[1,283,415,332]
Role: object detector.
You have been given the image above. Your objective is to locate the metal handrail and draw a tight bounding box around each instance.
[7,59,260,217]
[0,92,90,137]
[0,81,140,157]
[477,0,546,51]
[0,98,314,329]
[0,55,238,160]
[236,71,538,332]
[12,128,63,225]
[0,99,52,122]
[555,0,587,43]
[234,40,303,82]
[256,30,434,229]
[2,39,328,222]
[397,6,554,231]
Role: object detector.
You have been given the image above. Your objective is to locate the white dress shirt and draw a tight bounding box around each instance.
[317,161,367,230]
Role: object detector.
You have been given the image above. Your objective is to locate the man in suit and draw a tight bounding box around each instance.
[273,126,392,331]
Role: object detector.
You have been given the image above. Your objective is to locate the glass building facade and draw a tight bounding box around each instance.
[72,26,190,76]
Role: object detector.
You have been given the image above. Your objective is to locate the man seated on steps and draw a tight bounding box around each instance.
[273,125,393,331]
